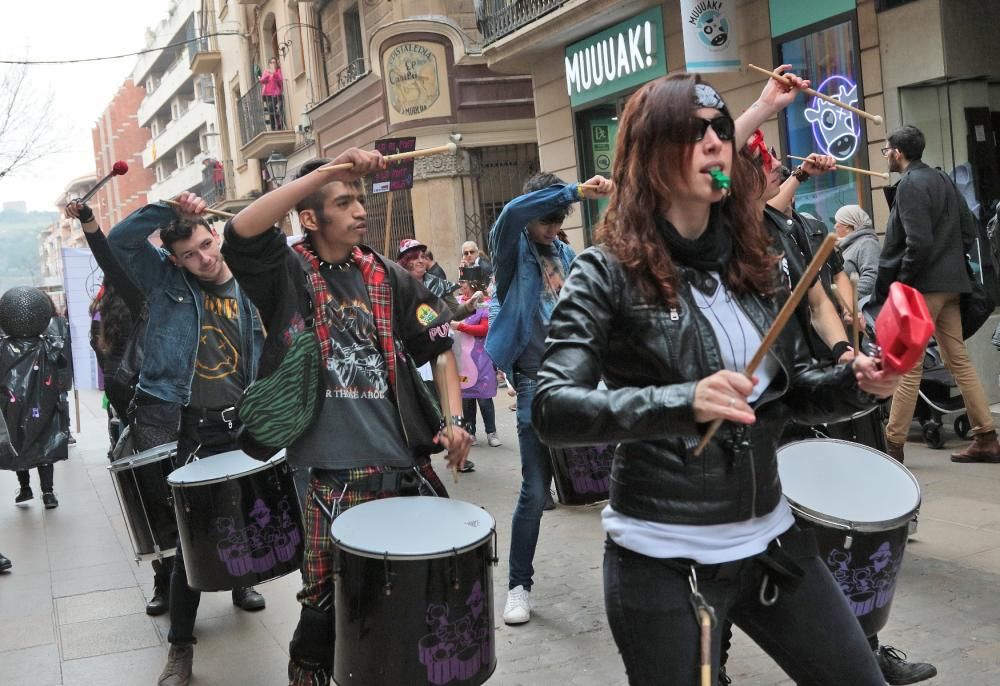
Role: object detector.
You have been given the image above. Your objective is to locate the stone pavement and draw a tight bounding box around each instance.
[2,389,1000,685]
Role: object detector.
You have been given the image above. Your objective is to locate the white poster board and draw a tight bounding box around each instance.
[60,247,102,390]
[680,0,741,73]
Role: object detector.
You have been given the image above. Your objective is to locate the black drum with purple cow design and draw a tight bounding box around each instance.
[549,444,615,506]
[777,439,921,637]
[167,450,303,592]
[331,497,497,686]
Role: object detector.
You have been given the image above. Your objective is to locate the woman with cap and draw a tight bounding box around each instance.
[531,72,900,684]
[834,204,880,300]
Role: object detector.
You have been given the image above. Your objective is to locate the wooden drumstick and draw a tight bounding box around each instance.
[318,142,458,173]
[693,234,839,456]
[851,272,862,352]
[787,155,889,180]
[163,199,235,219]
[747,64,883,126]
[434,354,459,484]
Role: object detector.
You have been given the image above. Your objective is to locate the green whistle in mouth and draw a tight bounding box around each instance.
[709,168,731,191]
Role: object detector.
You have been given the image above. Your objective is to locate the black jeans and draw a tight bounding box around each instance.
[16,464,54,492]
[603,534,884,685]
[462,397,497,435]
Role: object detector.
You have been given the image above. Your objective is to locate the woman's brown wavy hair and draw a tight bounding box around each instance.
[595,73,778,307]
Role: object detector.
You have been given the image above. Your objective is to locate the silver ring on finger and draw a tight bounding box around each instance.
[727,397,736,408]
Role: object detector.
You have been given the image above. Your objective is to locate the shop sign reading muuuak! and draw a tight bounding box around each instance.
[564,7,667,108]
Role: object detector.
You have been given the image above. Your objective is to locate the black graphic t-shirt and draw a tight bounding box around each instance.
[290,266,411,470]
[190,278,246,409]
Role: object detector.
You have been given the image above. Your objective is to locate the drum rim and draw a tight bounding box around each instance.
[108,442,178,472]
[778,438,922,533]
[332,530,494,561]
[167,453,286,487]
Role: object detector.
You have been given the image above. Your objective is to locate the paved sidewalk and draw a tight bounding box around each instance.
[1,390,1000,684]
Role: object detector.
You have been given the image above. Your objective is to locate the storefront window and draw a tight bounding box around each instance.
[576,104,619,242]
[777,19,869,227]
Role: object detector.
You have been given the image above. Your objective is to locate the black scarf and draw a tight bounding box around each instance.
[656,203,732,274]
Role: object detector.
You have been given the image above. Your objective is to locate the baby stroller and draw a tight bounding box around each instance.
[913,340,970,448]
[862,299,969,449]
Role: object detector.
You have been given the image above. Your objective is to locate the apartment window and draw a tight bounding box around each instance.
[155,164,165,183]
[344,4,364,66]
[171,101,182,120]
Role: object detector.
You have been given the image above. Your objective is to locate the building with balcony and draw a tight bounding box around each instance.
[133,0,222,204]
[191,0,322,216]
[37,175,98,310]
[91,79,156,229]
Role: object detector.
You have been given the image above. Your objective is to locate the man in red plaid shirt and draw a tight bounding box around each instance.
[219,146,473,686]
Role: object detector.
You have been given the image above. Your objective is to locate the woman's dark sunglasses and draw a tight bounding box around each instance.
[691,115,735,142]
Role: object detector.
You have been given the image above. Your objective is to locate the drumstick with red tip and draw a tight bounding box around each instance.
[693,234,839,456]
[78,160,129,203]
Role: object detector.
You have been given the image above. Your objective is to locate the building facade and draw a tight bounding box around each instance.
[90,79,157,229]
[134,0,223,204]
[194,0,536,272]
[37,175,98,310]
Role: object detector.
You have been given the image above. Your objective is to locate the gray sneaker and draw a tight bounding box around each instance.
[158,644,193,686]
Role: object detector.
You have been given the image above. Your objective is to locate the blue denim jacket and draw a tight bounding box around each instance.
[108,204,264,405]
[485,183,578,375]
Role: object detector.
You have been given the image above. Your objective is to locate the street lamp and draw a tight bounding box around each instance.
[265,151,288,187]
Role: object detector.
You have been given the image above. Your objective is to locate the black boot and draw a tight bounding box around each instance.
[232,586,265,611]
[0,552,11,572]
[146,564,171,616]
[875,645,938,685]
[15,486,33,504]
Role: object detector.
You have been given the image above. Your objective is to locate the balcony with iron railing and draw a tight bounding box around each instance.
[189,36,222,75]
[198,158,237,208]
[335,57,367,94]
[477,0,570,45]
[237,80,297,160]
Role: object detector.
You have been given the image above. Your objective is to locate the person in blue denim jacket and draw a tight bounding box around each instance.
[485,172,612,625]
[107,196,267,686]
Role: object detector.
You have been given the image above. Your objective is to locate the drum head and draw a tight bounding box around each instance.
[331,497,495,560]
[167,449,286,486]
[109,442,177,472]
[778,439,921,531]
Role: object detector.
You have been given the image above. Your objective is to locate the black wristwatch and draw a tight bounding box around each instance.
[792,166,811,183]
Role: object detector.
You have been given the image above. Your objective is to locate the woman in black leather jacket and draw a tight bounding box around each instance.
[532,74,900,685]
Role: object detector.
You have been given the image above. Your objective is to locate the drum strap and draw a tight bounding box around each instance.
[313,466,432,498]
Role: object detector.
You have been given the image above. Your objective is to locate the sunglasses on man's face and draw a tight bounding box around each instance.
[689,115,736,143]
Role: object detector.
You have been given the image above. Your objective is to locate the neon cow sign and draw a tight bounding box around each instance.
[804,75,861,161]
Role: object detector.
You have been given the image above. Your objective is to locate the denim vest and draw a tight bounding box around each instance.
[108,204,264,405]
[485,183,578,375]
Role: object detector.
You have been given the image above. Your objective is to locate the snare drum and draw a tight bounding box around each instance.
[108,438,178,562]
[812,405,888,453]
[331,497,497,686]
[549,444,614,506]
[168,450,302,592]
[777,439,921,637]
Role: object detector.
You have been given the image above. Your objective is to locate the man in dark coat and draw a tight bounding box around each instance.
[874,125,999,464]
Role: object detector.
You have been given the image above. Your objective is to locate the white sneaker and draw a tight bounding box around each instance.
[487,432,502,447]
[470,436,479,446]
[503,585,531,625]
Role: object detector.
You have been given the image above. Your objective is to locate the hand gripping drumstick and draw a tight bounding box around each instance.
[318,142,459,174]
[434,354,459,484]
[787,155,889,180]
[162,199,235,219]
[78,160,129,203]
[747,64,884,126]
[693,233,839,456]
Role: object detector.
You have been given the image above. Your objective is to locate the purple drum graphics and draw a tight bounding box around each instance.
[170,453,303,592]
[827,540,900,618]
[418,581,492,685]
[549,444,614,505]
[214,497,299,578]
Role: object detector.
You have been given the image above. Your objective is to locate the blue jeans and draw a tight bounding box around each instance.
[508,373,553,591]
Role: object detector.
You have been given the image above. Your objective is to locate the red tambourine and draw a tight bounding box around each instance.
[875,282,935,374]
